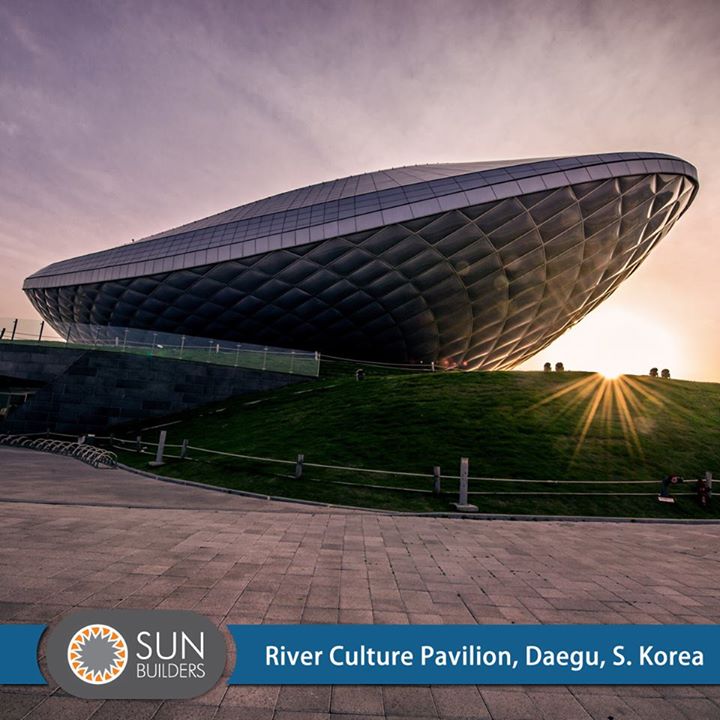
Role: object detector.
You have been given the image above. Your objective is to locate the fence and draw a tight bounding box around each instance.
[0,317,63,344]
[1,430,712,509]
[105,432,712,505]
[0,318,320,377]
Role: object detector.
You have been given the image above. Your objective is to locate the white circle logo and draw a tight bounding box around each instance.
[67,624,128,685]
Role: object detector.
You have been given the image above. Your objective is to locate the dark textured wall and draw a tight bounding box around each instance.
[0,344,86,383]
[0,344,308,434]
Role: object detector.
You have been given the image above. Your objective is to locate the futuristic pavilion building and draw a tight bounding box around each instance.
[24,152,698,370]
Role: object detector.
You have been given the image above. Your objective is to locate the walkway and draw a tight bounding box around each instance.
[1,448,719,719]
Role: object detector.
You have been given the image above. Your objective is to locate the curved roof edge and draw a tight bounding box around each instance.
[24,152,698,290]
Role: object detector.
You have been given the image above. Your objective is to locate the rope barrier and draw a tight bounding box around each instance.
[108,436,696,487]
[8,432,707,501]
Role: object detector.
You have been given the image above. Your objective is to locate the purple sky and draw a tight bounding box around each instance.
[1,0,719,379]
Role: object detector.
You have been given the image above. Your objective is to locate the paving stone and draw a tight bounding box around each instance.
[479,689,543,719]
[20,696,102,720]
[86,700,162,720]
[0,691,46,720]
[331,686,385,715]
[276,685,332,713]
[573,691,643,719]
[382,686,438,716]
[667,697,720,719]
[528,690,593,719]
[430,686,490,718]
[622,696,690,719]
[152,702,217,719]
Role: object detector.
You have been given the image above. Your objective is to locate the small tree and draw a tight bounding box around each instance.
[649,367,659,377]
[555,362,565,372]
[543,362,552,373]
[661,368,671,379]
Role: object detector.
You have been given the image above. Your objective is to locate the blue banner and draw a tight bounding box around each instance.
[0,625,47,684]
[229,624,720,685]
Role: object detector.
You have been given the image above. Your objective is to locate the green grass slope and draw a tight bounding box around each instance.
[115,369,720,518]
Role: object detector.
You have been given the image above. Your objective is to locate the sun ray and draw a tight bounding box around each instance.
[613,379,644,458]
[571,377,610,461]
[532,370,676,467]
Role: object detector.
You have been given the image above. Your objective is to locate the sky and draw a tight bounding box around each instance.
[1,0,719,380]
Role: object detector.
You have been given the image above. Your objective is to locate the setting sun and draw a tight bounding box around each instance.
[525,305,684,379]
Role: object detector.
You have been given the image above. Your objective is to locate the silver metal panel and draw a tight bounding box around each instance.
[24,164,698,370]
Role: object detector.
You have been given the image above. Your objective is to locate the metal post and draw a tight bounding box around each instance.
[150,430,167,466]
[136,435,142,452]
[180,439,189,459]
[151,332,158,357]
[235,344,240,368]
[11,319,17,341]
[179,335,185,359]
[706,471,713,498]
[262,347,268,371]
[295,453,304,480]
[65,324,72,344]
[38,321,45,343]
[123,327,128,352]
[433,466,441,496]
[290,350,295,374]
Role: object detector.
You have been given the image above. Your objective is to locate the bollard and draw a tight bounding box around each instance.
[707,471,713,497]
[459,457,469,505]
[433,466,441,496]
[180,439,189,459]
[149,430,167,466]
[136,435,142,452]
[451,456,478,512]
[295,453,304,480]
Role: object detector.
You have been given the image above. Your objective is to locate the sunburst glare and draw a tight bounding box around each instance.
[529,372,677,462]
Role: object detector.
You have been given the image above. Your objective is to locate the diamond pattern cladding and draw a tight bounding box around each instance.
[26,173,696,370]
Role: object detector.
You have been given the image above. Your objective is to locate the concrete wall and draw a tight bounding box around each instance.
[0,344,308,434]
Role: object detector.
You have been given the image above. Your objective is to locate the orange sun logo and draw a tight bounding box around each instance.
[67,624,128,685]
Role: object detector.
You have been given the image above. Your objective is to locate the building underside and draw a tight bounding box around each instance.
[24,153,698,370]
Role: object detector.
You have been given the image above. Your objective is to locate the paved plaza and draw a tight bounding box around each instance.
[1,447,719,720]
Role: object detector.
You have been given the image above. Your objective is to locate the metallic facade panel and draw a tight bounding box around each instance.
[24,154,698,370]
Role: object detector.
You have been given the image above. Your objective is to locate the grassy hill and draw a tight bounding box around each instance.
[114,368,720,518]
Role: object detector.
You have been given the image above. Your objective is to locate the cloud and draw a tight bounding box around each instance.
[1,0,719,377]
